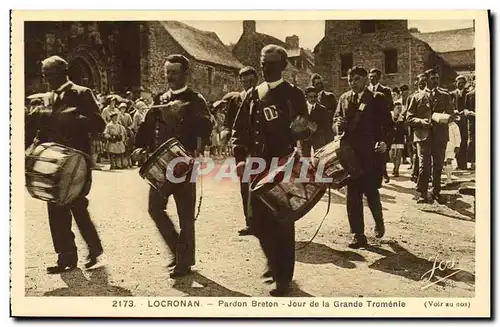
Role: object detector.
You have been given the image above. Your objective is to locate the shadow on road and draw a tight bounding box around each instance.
[43,267,133,296]
[295,241,365,269]
[368,241,475,287]
[172,271,249,297]
[384,183,417,196]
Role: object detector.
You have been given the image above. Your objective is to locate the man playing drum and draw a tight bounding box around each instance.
[231,44,312,296]
[134,55,213,278]
[26,55,106,273]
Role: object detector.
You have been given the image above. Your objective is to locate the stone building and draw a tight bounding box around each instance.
[24,21,243,102]
[411,27,475,80]
[313,20,458,96]
[232,21,314,90]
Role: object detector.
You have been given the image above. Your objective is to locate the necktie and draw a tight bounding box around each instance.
[353,93,359,105]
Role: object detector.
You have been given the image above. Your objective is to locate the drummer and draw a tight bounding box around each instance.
[134,54,213,278]
[26,55,106,273]
[231,44,311,296]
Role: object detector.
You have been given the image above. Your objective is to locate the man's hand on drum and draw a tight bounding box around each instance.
[374,141,387,153]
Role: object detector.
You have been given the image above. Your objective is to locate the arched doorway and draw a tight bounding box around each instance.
[68,57,95,89]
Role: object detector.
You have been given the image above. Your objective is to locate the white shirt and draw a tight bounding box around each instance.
[170,85,188,95]
[370,83,380,92]
[267,78,284,89]
[307,102,315,114]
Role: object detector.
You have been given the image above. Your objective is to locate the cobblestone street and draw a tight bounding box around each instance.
[24,162,476,298]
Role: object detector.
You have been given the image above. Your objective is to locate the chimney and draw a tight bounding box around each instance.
[243,20,256,35]
[285,35,299,49]
[408,27,420,33]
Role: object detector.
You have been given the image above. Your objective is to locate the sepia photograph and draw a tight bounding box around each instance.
[10,10,490,318]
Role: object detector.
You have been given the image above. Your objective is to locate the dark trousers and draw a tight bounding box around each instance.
[412,142,419,178]
[47,195,103,263]
[148,182,196,269]
[456,119,469,169]
[251,195,295,286]
[346,175,383,236]
[240,181,251,227]
[416,139,447,195]
[468,117,475,164]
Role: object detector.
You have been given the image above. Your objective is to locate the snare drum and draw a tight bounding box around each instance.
[250,150,327,222]
[25,142,89,206]
[312,138,364,189]
[139,138,194,195]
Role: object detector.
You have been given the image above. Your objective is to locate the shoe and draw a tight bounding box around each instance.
[348,235,368,249]
[169,267,192,278]
[384,175,390,183]
[269,283,290,297]
[238,227,255,236]
[167,260,176,269]
[47,262,77,274]
[432,193,444,204]
[417,196,427,204]
[392,171,399,177]
[262,270,273,278]
[84,251,103,269]
[375,222,385,238]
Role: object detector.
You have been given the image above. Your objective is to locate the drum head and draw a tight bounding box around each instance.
[58,153,88,205]
[139,138,180,178]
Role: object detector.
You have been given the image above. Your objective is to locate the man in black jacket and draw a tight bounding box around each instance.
[231,44,311,296]
[135,54,213,278]
[369,68,394,183]
[27,55,106,273]
[222,66,258,236]
[303,85,331,155]
[334,66,392,249]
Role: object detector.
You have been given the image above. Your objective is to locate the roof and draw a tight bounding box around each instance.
[439,49,475,68]
[411,28,474,53]
[159,21,243,69]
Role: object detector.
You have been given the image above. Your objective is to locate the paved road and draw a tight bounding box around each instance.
[24,162,476,297]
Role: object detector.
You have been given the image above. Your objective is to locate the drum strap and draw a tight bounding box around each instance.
[195,167,203,221]
[296,185,332,251]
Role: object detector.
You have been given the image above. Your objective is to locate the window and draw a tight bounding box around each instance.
[340,53,353,77]
[360,20,376,34]
[207,67,214,84]
[384,49,398,74]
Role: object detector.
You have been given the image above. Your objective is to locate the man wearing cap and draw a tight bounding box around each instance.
[223,66,259,236]
[231,44,312,296]
[333,65,391,249]
[310,73,336,142]
[134,54,213,278]
[26,55,106,273]
[406,69,454,203]
[450,75,469,170]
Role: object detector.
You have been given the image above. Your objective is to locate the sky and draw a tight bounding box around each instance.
[179,20,473,50]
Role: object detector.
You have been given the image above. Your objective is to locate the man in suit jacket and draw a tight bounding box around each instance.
[303,85,331,155]
[369,68,394,183]
[26,56,106,274]
[406,69,454,203]
[222,66,259,236]
[333,66,392,249]
[134,54,213,278]
[310,73,336,142]
[450,75,469,170]
[465,87,476,169]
